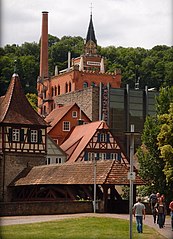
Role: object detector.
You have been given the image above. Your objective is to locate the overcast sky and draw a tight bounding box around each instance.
[1,0,172,49]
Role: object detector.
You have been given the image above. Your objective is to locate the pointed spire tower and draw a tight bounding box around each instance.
[84,8,97,56]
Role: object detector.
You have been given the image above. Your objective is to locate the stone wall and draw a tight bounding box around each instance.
[0,153,46,202]
[0,201,93,216]
[56,87,99,122]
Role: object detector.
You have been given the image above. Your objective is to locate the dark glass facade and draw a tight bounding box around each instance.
[107,86,158,155]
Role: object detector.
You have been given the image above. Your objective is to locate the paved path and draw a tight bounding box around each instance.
[0,213,173,239]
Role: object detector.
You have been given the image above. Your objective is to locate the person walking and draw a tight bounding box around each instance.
[133,197,146,233]
[155,196,167,229]
[169,200,173,231]
[149,192,157,223]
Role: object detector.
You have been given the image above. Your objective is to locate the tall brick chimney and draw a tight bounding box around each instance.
[39,11,49,79]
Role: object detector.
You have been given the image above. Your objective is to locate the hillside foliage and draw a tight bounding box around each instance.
[0,35,172,96]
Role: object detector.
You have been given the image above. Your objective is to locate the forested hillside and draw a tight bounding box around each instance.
[0,35,172,96]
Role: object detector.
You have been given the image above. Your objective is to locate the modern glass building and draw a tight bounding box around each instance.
[100,84,158,155]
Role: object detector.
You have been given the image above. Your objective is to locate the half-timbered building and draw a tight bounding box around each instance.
[0,73,48,202]
[60,120,128,164]
[6,120,144,213]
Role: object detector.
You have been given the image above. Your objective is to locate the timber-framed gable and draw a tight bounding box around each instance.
[2,125,46,154]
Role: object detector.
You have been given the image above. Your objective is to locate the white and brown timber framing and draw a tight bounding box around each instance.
[0,73,48,202]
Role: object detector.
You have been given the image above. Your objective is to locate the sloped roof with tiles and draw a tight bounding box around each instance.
[10,160,144,186]
[45,103,90,133]
[0,73,47,126]
[60,120,127,163]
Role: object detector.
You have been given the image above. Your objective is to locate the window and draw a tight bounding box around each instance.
[51,87,54,96]
[63,121,70,131]
[27,129,42,144]
[110,153,118,160]
[58,85,60,95]
[91,82,95,87]
[72,111,77,118]
[47,158,51,165]
[83,82,88,88]
[30,130,37,143]
[12,129,20,142]
[55,86,57,96]
[9,128,24,142]
[56,157,62,164]
[65,83,68,93]
[69,82,72,92]
[98,133,110,142]
[100,153,106,160]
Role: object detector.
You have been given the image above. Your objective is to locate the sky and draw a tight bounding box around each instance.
[0,0,172,49]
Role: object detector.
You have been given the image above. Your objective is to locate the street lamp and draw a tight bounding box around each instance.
[126,124,140,239]
[93,153,97,213]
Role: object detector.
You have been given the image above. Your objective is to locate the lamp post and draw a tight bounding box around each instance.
[93,153,97,213]
[126,124,140,239]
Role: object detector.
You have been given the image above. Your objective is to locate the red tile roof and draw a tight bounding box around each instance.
[45,103,90,133]
[45,104,75,132]
[10,160,144,186]
[0,74,47,126]
[60,120,119,163]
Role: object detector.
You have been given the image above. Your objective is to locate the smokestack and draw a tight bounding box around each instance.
[40,11,49,79]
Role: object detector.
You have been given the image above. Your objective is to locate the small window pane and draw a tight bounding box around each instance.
[63,121,70,131]
[31,130,37,143]
[12,129,20,142]
[72,111,77,118]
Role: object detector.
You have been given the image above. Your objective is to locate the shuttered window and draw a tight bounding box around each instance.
[27,129,42,144]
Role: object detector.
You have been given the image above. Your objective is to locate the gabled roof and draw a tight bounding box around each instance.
[86,13,97,45]
[10,160,144,186]
[47,134,67,157]
[45,103,76,132]
[45,103,90,133]
[60,121,110,163]
[0,74,47,127]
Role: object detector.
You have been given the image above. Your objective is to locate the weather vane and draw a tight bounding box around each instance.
[90,2,93,15]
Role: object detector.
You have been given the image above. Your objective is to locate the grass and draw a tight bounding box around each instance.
[0,217,166,239]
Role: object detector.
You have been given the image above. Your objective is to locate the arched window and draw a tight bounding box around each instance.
[58,85,60,95]
[69,82,72,92]
[91,82,95,87]
[54,86,57,96]
[83,82,88,88]
[51,87,54,97]
[65,82,68,93]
